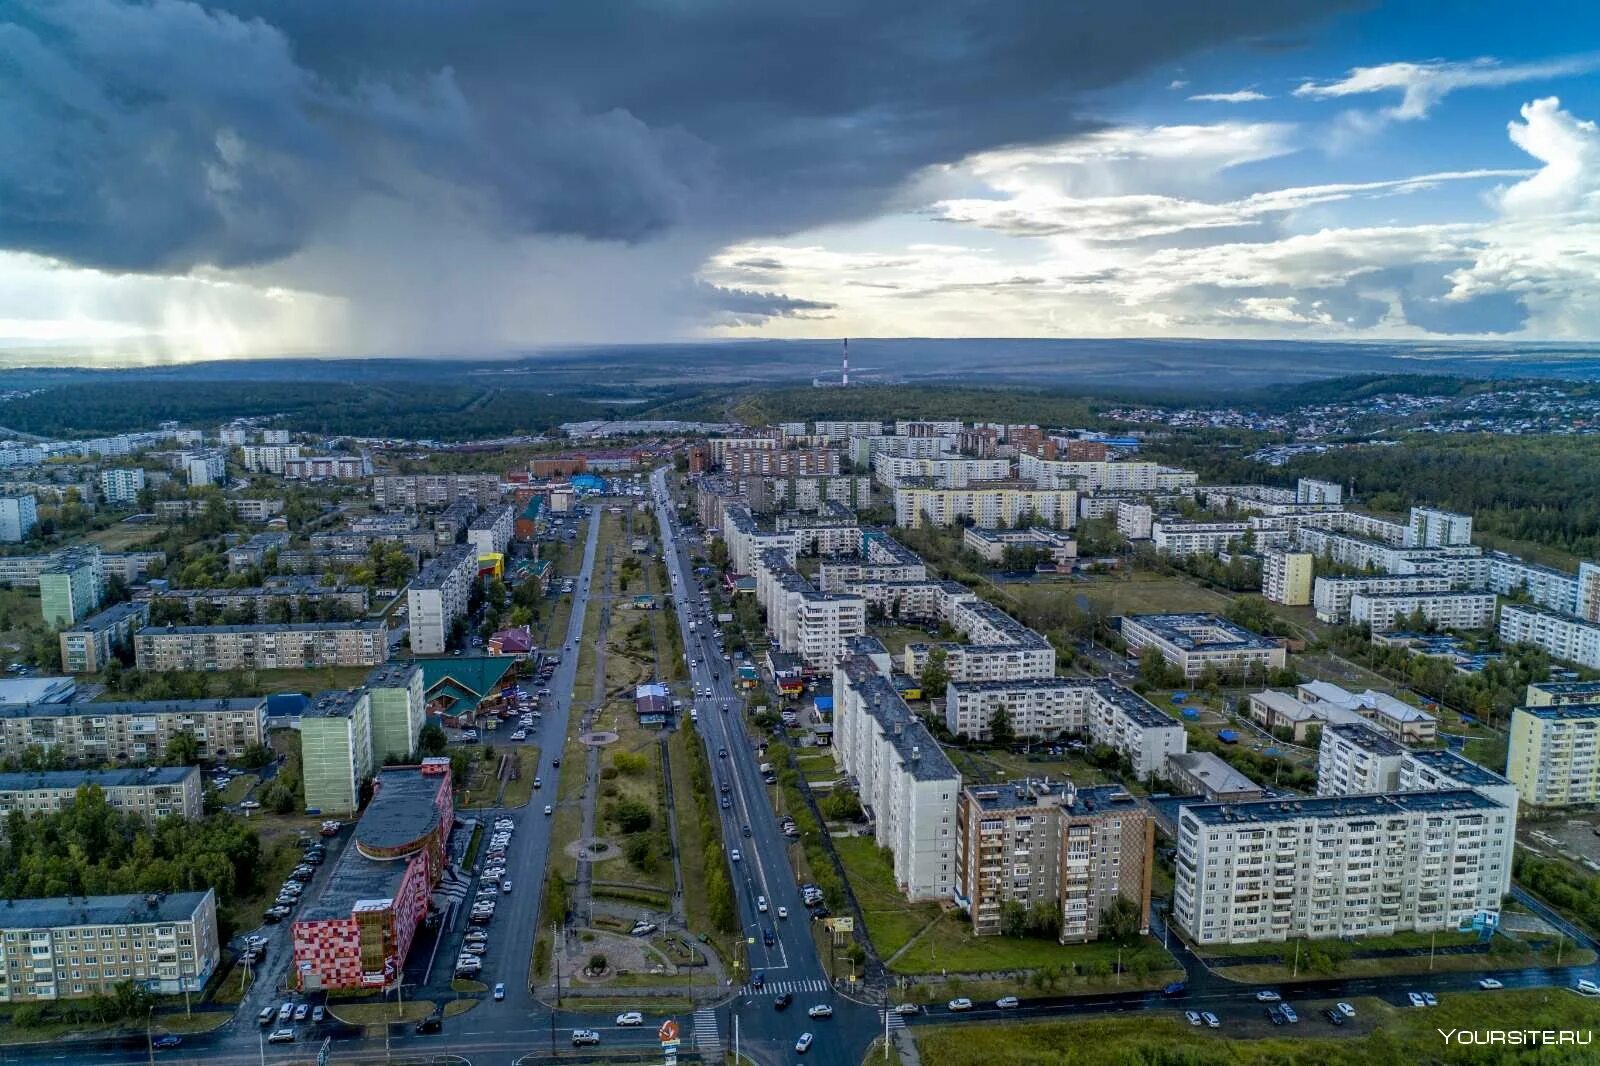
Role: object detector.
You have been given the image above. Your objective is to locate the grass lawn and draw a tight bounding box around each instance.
[893,911,1179,983]
[1065,572,1232,619]
[1194,930,1480,959]
[83,523,170,551]
[0,586,42,653]
[593,706,675,891]
[218,772,259,805]
[666,727,737,969]
[548,726,590,880]
[329,1000,436,1025]
[443,998,479,1018]
[873,624,937,658]
[910,989,1600,1066]
[154,1011,232,1035]
[498,745,542,808]
[832,835,942,961]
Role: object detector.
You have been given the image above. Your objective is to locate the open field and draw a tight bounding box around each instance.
[84,523,171,551]
[831,835,942,961]
[499,745,541,808]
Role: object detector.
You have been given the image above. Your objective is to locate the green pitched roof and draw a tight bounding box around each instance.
[419,655,518,703]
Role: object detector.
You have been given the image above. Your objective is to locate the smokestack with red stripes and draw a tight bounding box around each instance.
[842,337,849,387]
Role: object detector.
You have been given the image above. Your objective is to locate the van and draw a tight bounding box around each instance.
[758,763,772,774]
[258,1006,276,1026]
[690,710,699,723]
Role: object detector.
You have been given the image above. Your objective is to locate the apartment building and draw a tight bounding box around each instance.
[372,473,503,511]
[134,620,388,672]
[1018,454,1193,493]
[1498,603,1600,669]
[0,698,266,764]
[1313,574,1453,624]
[722,505,800,574]
[1484,551,1579,615]
[896,420,964,437]
[0,766,203,828]
[1261,550,1313,606]
[183,450,226,488]
[59,600,149,674]
[943,677,1187,779]
[152,584,369,623]
[229,497,284,523]
[721,447,841,477]
[742,474,871,513]
[775,511,861,558]
[752,548,866,669]
[904,598,1056,685]
[225,531,289,573]
[1151,520,1251,558]
[283,455,371,480]
[300,689,373,816]
[893,482,1077,529]
[833,640,961,902]
[1296,478,1343,505]
[848,434,949,467]
[293,761,453,991]
[955,780,1152,942]
[1506,703,1600,806]
[432,497,478,546]
[1580,562,1600,623]
[1409,507,1473,548]
[1173,790,1512,946]
[961,526,1077,566]
[813,420,884,441]
[1316,722,1407,796]
[871,454,1011,488]
[240,443,303,474]
[39,547,104,627]
[465,504,515,558]
[1398,750,1518,892]
[1115,501,1154,541]
[1349,590,1498,632]
[0,494,39,542]
[1524,679,1600,707]
[98,468,145,506]
[364,661,426,763]
[1120,613,1286,680]
[0,889,220,1003]
[407,545,477,655]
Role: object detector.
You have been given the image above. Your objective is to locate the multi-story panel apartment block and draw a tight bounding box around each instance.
[751,548,866,669]
[300,689,373,816]
[956,781,1152,942]
[229,497,285,523]
[871,454,1011,488]
[1017,454,1193,493]
[407,546,477,655]
[1151,520,1251,557]
[364,662,426,763]
[134,621,388,672]
[721,505,800,574]
[59,600,149,674]
[1349,590,1498,632]
[1524,679,1600,707]
[741,474,872,514]
[1120,613,1286,680]
[1498,604,1600,669]
[1115,501,1154,541]
[961,526,1077,566]
[240,444,303,474]
[775,510,861,558]
[895,420,964,437]
[1296,478,1343,505]
[1312,574,1454,624]
[1398,750,1517,895]
[432,497,479,546]
[0,698,266,764]
[1261,550,1313,606]
[813,421,884,441]
[292,761,453,991]
[0,494,39,542]
[0,890,219,1003]
[1174,790,1511,946]
[833,639,961,901]
[904,598,1056,685]
[721,447,841,477]
[1484,551,1580,614]
[848,434,949,467]
[98,468,145,506]
[182,450,227,488]
[39,547,104,627]
[151,584,369,624]
[372,474,504,511]
[1316,722,1407,797]
[0,766,203,829]
[465,504,515,558]
[1579,561,1600,624]
[893,482,1077,529]
[1506,703,1600,806]
[1408,507,1473,548]
[225,531,290,573]
[282,455,372,480]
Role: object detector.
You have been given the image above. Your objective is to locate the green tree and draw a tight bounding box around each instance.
[417,723,448,757]
[920,647,950,700]
[988,704,1016,747]
[163,731,201,767]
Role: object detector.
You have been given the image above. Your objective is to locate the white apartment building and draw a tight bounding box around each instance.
[407,545,477,655]
[133,620,389,672]
[1348,590,1498,632]
[1296,478,1343,505]
[903,597,1056,684]
[1580,562,1600,623]
[961,526,1077,566]
[282,455,371,480]
[893,483,1077,529]
[0,494,39,542]
[466,504,515,558]
[0,890,220,1002]
[97,468,145,506]
[1398,750,1517,895]
[1152,520,1251,557]
[1120,613,1287,680]
[1313,574,1454,624]
[849,434,949,467]
[1316,722,1407,796]
[813,420,884,441]
[1506,703,1600,807]
[1116,501,1154,541]
[871,454,1012,488]
[722,505,799,573]
[1018,454,1194,493]
[1174,790,1512,946]
[183,450,226,488]
[1408,507,1473,548]
[895,420,964,437]
[1261,550,1313,606]
[1498,603,1600,669]
[1484,551,1579,615]
[833,640,961,902]
[240,443,302,474]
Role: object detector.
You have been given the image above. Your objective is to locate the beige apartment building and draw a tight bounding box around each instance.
[0,766,203,829]
[0,698,266,764]
[133,620,388,672]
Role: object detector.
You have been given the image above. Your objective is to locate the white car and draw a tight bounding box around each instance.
[807,1004,833,1019]
[947,998,973,1012]
[995,996,1019,1009]
[1478,977,1504,990]
[756,895,768,912]
[1185,1011,1202,1026]
[1577,979,1600,996]
[510,730,527,741]
[615,1011,644,1026]
[1255,990,1281,1003]
[1336,1001,1356,1017]
[1407,992,1426,1008]
[776,906,789,919]
[730,848,741,862]
[544,805,554,815]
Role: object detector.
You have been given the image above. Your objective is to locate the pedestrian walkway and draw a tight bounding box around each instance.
[739,976,831,997]
[692,1007,722,1059]
[880,1008,906,1032]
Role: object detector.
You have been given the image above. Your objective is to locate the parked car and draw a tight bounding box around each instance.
[1185,1011,1202,1026]
[1578,979,1600,996]
[257,1007,276,1026]
[1280,1004,1298,1024]
[1407,992,1426,1008]
[948,998,973,1012]
[1255,990,1281,1003]
[1323,1008,1345,1026]
[1202,1012,1220,1029]
[311,1006,325,1024]
[1265,1007,1285,1026]
[293,1004,309,1022]
[277,1002,294,1023]
[1336,1002,1356,1018]
[1478,978,1503,990]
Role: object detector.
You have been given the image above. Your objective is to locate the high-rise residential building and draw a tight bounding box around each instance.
[300,689,373,816]
[1506,702,1600,806]
[0,890,219,1002]
[0,494,38,543]
[1408,507,1474,548]
[240,443,302,474]
[1296,478,1343,505]
[893,483,1078,529]
[1261,550,1313,606]
[282,455,371,480]
[1174,791,1512,946]
[1579,562,1600,624]
[39,547,104,627]
[1316,722,1407,796]
[183,450,227,488]
[955,781,1152,942]
[98,468,145,505]
[1313,574,1454,624]
[407,546,477,655]
[465,504,515,558]
[0,766,203,829]
[364,662,426,763]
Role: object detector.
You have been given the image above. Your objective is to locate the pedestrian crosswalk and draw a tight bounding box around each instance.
[881,1009,906,1032]
[692,1008,721,1058]
[740,977,831,997]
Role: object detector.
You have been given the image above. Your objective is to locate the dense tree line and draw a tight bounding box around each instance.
[734,384,1105,429]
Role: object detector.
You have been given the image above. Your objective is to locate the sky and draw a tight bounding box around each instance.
[3,1,1600,362]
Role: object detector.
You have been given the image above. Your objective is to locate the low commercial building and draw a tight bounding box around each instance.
[0,697,266,764]
[1506,703,1600,807]
[134,620,388,672]
[0,890,220,1002]
[292,760,454,991]
[961,526,1078,566]
[0,766,203,828]
[1297,681,1437,744]
[1173,791,1512,946]
[1119,613,1286,680]
[1261,550,1313,606]
[833,639,960,902]
[955,780,1152,942]
[58,600,149,674]
[1498,604,1600,669]
[1349,590,1497,632]
[407,546,477,655]
[1165,752,1265,802]
[300,689,373,817]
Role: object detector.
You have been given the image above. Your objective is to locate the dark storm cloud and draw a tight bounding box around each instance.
[697,282,836,327]
[0,0,1354,274]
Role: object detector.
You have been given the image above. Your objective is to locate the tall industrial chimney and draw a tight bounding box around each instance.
[841,337,849,387]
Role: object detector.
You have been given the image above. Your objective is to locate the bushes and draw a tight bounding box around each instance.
[611,751,650,776]
[605,798,653,833]
[1515,852,1600,936]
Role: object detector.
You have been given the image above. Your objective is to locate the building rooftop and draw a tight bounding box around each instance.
[1527,680,1600,700]
[0,766,198,792]
[1405,748,1509,787]
[1182,788,1501,827]
[0,889,212,929]
[1326,721,1406,756]
[301,767,449,922]
[1123,613,1279,652]
[1298,681,1434,724]
[1517,703,1600,722]
[304,688,366,720]
[365,661,421,690]
[1168,752,1262,796]
[839,654,958,782]
[0,697,263,721]
[411,546,475,589]
[139,619,384,636]
[67,600,149,634]
[965,780,1136,815]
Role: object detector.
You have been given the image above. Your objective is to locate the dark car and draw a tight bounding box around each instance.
[763,928,775,947]
[751,970,765,989]
[1323,1008,1345,1026]
[152,1036,182,1050]
[1265,1007,1285,1026]
[415,1013,443,1035]
[774,992,793,1011]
